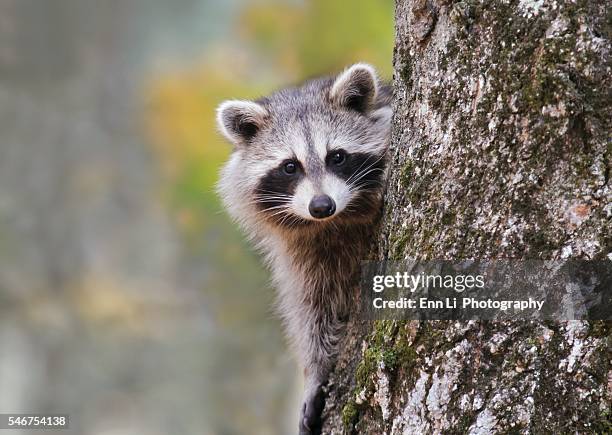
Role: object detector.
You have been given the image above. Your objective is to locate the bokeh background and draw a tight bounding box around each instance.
[0,1,393,434]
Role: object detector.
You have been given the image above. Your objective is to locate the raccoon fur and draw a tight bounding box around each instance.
[216,63,392,435]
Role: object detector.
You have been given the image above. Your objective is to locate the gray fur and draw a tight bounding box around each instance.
[216,63,391,434]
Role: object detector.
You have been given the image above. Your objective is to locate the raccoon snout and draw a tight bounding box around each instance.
[308,195,336,219]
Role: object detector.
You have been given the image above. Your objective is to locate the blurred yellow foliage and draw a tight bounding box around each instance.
[146,68,240,206]
[240,0,394,80]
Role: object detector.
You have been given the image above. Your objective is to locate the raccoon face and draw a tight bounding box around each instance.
[217,63,391,230]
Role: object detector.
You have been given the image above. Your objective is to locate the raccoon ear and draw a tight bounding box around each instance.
[216,100,268,145]
[330,63,379,113]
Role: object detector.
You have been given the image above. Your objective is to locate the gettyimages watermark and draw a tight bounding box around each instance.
[360,260,611,320]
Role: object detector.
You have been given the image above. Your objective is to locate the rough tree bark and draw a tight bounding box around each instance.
[322,0,610,433]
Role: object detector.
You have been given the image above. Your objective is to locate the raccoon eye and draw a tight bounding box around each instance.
[330,150,346,166]
[283,161,298,175]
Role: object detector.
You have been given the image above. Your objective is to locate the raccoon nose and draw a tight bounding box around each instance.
[309,195,336,219]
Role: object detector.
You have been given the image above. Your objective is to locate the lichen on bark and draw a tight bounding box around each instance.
[322,0,611,433]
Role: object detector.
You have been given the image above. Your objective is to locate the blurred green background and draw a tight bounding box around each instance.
[0,1,393,434]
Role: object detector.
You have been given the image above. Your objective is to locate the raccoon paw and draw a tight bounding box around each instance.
[298,385,325,435]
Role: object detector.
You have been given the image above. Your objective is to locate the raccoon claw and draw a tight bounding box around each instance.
[298,386,325,435]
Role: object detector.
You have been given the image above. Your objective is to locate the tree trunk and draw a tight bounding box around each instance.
[322,0,610,433]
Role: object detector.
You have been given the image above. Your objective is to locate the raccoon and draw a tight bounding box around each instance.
[216,63,392,434]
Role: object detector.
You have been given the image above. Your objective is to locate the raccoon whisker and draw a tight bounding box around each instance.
[255,191,292,196]
[352,153,384,175]
[250,205,293,221]
[270,206,291,215]
[255,205,291,216]
[255,190,294,197]
[272,212,299,230]
[269,206,291,218]
[250,197,292,206]
[256,188,291,193]
[251,195,293,206]
[251,205,291,216]
[345,155,382,185]
[282,218,297,229]
[350,164,385,182]
[264,207,294,219]
[349,181,385,193]
[349,180,385,192]
[254,194,293,200]
[347,168,385,190]
[283,212,310,230]
[255,195,293,201]
[274,214,293,226]
[253,198,293,205]
[346,165,371,186]
[346,156,385,186]
[278,211,299,228]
